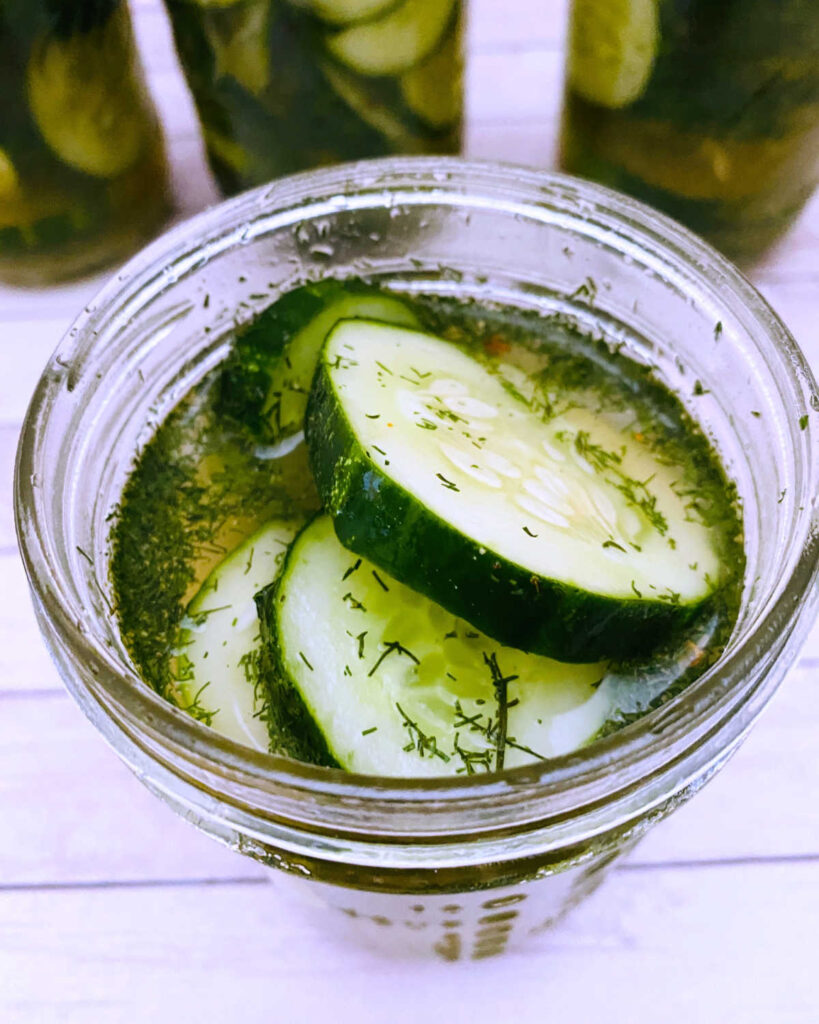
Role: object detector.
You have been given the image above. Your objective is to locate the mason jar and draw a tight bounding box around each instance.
[0,0,170,286]
[15,159,818,960]
[163,0,463,195]
[560,0,819,263]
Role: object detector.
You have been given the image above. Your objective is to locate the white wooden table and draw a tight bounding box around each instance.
[2,2,818,1020]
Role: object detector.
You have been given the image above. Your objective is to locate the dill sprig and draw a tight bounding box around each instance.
[453,733,493,775]
[482,653,518,771]
[396,704,450,762]
[176,681,217,727]
[368,640,419,678]
[452,700,547,766]
[572,430,669,538]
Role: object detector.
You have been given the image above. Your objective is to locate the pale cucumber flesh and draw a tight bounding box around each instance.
[174,519,296,750]
[262,293,420,436]
[310,0,400,26]
[326,0,457,76]
[268,515,611,776]
[317,320,720,606]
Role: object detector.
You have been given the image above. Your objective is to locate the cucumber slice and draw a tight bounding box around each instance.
[568,0,658,109]
[26,10,147,178]
[173,519,296,751]
[204,1,272,96]
[325,0,457,77]
[309,0,401,27]
[259,515,610,776]
[0,149,20,202]
[320,61,424,149]
[218,281,420,442]
[400,22,462,128]
[306,320,723,662]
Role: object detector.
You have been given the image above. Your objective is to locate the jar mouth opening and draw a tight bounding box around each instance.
[14,158,819,832]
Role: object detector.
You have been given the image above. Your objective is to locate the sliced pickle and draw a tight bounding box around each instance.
[26,9,147,178]
[400,24,461,128]
[204,1,272,96]
[326,0,456,76]
[0,149,20,202]
[595,115,819,202]
[568,0,658,109]
[320,62,422,148]
[309,0,400,26]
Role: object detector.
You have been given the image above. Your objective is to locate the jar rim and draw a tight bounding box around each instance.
[15,157,819,846]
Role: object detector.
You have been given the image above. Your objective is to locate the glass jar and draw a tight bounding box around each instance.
[559,0,819,263]
[163,0,463,195]
[15,159,818,960]
[0,0,170,286]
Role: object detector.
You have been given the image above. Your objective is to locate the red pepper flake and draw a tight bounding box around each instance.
[484,334,510,356]
[684,640,704,667]
[387,422,394,428]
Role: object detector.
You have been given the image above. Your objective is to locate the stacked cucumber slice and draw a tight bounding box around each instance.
[173,519,297,752]
[258,515,610,775]
[177,282,736,776]
[218,279,420,442]
[165,0,462,192]
[308,319,719,662]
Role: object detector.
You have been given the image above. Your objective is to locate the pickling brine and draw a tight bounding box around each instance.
[109,279,745,777]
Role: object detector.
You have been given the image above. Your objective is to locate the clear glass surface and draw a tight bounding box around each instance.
[15,158,819,959]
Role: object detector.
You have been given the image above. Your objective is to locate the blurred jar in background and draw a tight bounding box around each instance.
[559,0,819,263]
[0,0,169,286]
[164,0,464,195]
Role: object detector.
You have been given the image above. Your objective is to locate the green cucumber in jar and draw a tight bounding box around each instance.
[306,0,402,27]
[325,0,457,76]
[306,319,725,662]
[172,516,335,764]
[257,514,610,776]
[172,518,297,751]
[400,22,462,128]
[218,280,420,442]
[319,61,426,149]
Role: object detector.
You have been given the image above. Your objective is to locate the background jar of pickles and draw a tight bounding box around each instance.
[559,0,819,263]
[0,0,170,286]
[163,0,463,195]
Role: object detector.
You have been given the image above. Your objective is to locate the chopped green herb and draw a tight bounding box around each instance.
[436,472,460,491]
[371,570,389,592]
[396,703,450,762]
[342,559,362,582]
[342,592,366,611]
[368,640,419,678]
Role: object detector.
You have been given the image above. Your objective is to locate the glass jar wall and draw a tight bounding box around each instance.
[0,0,170,286]
[15,160,819,959]
[560,0,819,263]
[164,0,463,195]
